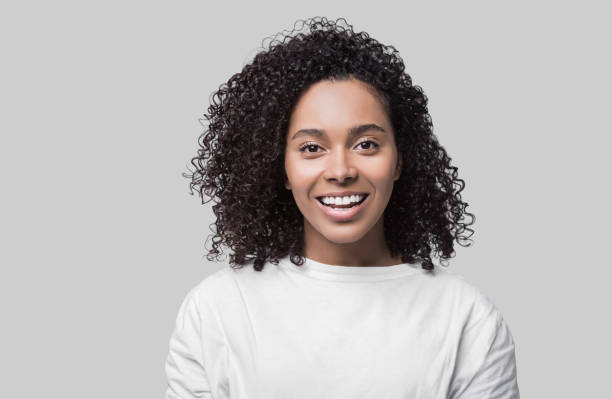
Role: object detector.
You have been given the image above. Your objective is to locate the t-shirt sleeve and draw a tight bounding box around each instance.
[449,293,521,399]
[165,286,214,399]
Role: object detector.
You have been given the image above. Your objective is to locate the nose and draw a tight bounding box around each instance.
[323,149,357,183]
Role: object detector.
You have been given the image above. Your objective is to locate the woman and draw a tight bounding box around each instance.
[165,17,520,399]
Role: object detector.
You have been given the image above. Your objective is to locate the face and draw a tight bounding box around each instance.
[284,78,402,247]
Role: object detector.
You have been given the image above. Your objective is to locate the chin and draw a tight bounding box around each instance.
[316,223,371,244]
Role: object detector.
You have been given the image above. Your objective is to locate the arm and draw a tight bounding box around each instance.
[165,287,214,399]
[449,298,521,399]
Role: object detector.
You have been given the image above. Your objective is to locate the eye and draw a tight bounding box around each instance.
[298,142,323,153]
[297,140,380,154]
[356,140,379,151]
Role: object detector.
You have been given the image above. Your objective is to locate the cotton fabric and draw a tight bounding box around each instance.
[165,256,520,398]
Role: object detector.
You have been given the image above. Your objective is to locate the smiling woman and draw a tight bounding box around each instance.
[182,16,476,272]
[284,79,403,262]
[166,16,520,399]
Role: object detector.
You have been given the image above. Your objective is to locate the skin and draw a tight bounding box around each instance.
[284,77,404,267]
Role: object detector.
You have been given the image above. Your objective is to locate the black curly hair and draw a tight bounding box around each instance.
[184,16,475,272]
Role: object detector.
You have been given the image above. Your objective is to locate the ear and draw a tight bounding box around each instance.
[394,156,403,181]
[284,173,291,190]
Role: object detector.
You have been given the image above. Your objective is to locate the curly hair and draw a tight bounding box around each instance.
[184,16,475,272]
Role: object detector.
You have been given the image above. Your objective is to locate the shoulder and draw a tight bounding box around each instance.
[439,269,519,397]
[185,259,280,305]
[424,265,504,329]
[187,266,235,304]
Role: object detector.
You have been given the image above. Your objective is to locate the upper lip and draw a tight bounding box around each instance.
[316,191,369,198]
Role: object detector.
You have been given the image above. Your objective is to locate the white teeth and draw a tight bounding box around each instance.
[320,194,365,206]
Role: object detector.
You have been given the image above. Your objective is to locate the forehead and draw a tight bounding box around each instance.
[288,79,390,130]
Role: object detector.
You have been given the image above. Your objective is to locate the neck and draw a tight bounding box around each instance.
[301,215,401,266]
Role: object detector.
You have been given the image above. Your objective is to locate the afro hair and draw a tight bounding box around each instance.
[184,16,475,272]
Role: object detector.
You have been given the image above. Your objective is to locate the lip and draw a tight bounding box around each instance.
[316,191,368,198]
[315,193,370,222]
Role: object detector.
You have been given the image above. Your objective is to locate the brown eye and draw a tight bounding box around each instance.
[299,143,322,153]
[357,141,379,150]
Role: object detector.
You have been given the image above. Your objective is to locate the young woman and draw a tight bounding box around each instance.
[165,17,520,399]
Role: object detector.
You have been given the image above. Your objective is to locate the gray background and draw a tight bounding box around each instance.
[1,1,610,397]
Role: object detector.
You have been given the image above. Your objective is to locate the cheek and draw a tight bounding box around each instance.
[284,153,300,180]
[367,158,398,187]
[285,156,318,191]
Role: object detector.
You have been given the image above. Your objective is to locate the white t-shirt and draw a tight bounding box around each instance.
[165,255,520,399]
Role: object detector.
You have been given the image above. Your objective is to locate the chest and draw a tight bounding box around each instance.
[222,285,462,398]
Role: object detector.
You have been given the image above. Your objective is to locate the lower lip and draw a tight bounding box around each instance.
[315,195,370,222]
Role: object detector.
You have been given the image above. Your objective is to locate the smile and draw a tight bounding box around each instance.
[315,194,370,222]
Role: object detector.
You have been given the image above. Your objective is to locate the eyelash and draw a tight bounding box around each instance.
[298,140,380,153]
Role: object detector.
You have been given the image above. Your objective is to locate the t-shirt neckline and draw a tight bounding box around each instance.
[278,255,423,282]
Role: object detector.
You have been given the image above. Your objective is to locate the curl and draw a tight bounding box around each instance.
[183,16,475,271]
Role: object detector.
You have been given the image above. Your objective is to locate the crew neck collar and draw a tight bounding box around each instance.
[278,255,423,282]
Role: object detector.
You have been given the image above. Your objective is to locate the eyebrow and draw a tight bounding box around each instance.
[290,123,387,141]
